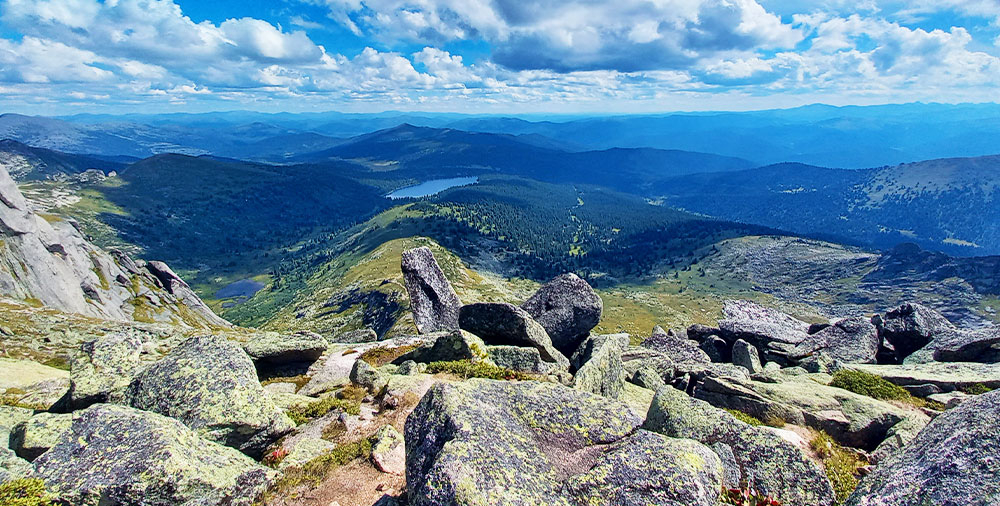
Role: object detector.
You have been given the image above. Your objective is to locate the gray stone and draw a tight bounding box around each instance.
[242,331,328,365]
[69,330,144,410]
[621,346,675,381]
[847,389,1000,506]
[520,273,603,356]
[732,339,763,373]
[645,386,835,506]
[459,302,569,369]
[488,345,550,374]
[877,302,956,362]
[700,335,729,362]
[902,383,942,397]
[9,412,72,461]
[350,358,388,393]
[0,446,31,483]
[928,391,971,409]
[405,379,721,506]
[717,300,812,365]
[401,247,461,333]
[631,366,666,391]
[331,328,378,343]
[417,329,492,364]
[791,316,880,364]
[642,326,712,364]
[843,362,1000,392]
[906,326,1000,364]
[572,333,628,399]
[32,404,274,506]
[397,360,421,375]
[126,335,295,458]
[371,425,405,475]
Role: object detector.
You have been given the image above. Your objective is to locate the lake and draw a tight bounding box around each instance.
[386,177,478,199]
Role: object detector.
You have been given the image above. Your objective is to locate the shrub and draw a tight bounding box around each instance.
[720,486,782,506]
[286,396,361,425]
[0,478,53,506]
[265,438,374,498]
[262,447,288,467]
[337,384,368,402]
[830,370,909,401]
[809,430,866,503]
[960,383,993,395]
[725,409,763,426]
[358,344,420,367]
[426,360,530,381]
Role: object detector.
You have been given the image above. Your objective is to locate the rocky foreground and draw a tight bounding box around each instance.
[2,245,1000,505]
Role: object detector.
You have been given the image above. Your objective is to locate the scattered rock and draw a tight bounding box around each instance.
[842,362,1000,392]
[242,331,328,365]
[0,446,32,483]
[732,339,763,373]
[847,389,1000,506]
[906,326,1000,364]
[350,359,388,393]
[68,330,144,410]
[126,335,295,458]
[645,385,835,506]
[331,328,378,344]
[572,333,628,399]
[263,382,298,394]
[927,391,971,408]
[401,247,461,333]
[405,379,721,506]
[700,335,730,362]
[520,273,603,356]
[488,345,551,374]
[416,329,492,364]
[791,317,880,364]
[631,366,666,391]
[642,326,712,364]
[877,303,956,362]
[396,360,421,375]
[459,302,569,369]
[717,300,812,364]
[9,412,72,461]
[370,425,405,475]
[621,346,675,381]
[33,404,275,506]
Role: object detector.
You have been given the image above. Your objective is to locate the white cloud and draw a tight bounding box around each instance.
[0,36,113,83]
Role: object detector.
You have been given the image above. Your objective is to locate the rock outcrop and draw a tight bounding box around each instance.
[877,303,956,362]
[641,326,712,364]
[405,379,722,506]
[717,300,813,365]
[846,389,1000,506]
[645,385,836,506]
[32,404,275,506]
[459,302,569,369]
[401,246,462,333]
[126,335,295,457]
[521,273,603,356]
[68,330,144,410]
[571,333,628,398]
[791,316,880,364]
[0,165,228,327]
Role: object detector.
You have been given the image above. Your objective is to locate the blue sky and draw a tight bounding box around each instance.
[0,0,998,114]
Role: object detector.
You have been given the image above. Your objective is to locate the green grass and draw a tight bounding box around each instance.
[285,396,361,426]
[358,344,421,367]
[426,360,531,381]
[809,430,866,504]
[725,408,763,426]
[0,478,53,506]
[960,383,994,395]
[830,370,910,401]
[263,437,374,499]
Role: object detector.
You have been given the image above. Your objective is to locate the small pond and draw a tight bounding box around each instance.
[386,177,478,199]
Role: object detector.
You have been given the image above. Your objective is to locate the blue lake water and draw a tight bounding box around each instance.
[386,177,478,199]
[215,279,266,299]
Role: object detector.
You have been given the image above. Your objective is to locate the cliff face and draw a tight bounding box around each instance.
[0,166,228,328]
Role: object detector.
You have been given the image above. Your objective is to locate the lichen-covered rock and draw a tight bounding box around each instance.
[331,328,379,343]
[561,429,722,506]
[520,273,603,356]
[732,339,763,373]
[572,333,628,399]
[0,446,32,483]
[846,389,1000,506]
[645,386,835,506]
[405,379,720,506]
[631,366,666,391]
[905,326,1000,364]
[0,358,70,411]
[397,360,421,375]
[459,302,569,369]
[401,247,462,333]
[371,425,405,475]
[9,412,71,462]
[420,330,492,364]
[790,316,880,365]
[843,362,1000,391]
[621,346,675,381]
[877,303,956,362]
[32,404,274,505]
[242,331,328,365]
[488,345,551,374]
[126,335,294,458]
[700,335,730,362]
[717,300,812,364]
[642,326,712,364]
[68,330,144,410]
[350,358,388,393]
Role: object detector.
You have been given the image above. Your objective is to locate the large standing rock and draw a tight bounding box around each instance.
[571,333,628,399]
[9,412,72,461]
[732,339,763,373]
[521,273,603,356]
[68,330,144,410]
[32,404,274,506]
[126,335,294,458]
[791,316,880,364]
[641,326,712,364]
[350,358,388,393]
[877,303,956,362]
[459,302,569,369]
[401,247,461,333]
[717,300,812,364]
[905,326,1000,364]
[645,386,836,506]
[405,379,722,506]
[846,389,1000,506]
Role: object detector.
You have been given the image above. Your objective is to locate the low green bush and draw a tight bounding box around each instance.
[725,408,763,426]
[286,396,361,425]
[810,430,866,504]
[426,360,530,381]
[960,383,994,395]
[829,370,909,401]
[0,478,53,506]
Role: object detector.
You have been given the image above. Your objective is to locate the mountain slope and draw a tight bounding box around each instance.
[659,155,1000,255]
[0,139,124,180]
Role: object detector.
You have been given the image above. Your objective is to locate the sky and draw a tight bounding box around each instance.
[0,0,998,114]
